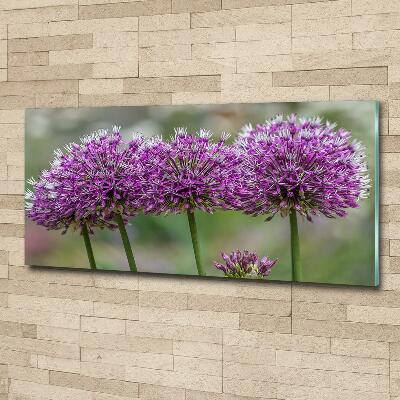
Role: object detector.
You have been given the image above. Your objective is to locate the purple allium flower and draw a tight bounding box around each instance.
[26,127,148,233]
[235,114,370,220]
[142,128,241,215]
[214,250,277,279]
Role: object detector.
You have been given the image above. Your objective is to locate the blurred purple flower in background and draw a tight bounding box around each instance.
[214,250,277,279]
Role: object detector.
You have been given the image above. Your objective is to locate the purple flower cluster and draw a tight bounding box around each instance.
[142,128,241,214]
[26,128,148,233]
[235,114,370,220]
[214,250,277,278]
[26,114,370,279]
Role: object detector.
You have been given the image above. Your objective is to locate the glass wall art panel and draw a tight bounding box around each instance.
[25,101,379,286]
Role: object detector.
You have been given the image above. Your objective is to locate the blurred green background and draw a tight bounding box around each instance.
[25,101,378,286]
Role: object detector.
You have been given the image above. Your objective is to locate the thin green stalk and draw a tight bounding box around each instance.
[289,210,301,282]
[187,210,205,276]
[115,213,137,273]
[82,224,96,270]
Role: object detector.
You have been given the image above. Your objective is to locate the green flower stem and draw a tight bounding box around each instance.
[289,210,302,282]
[187,210,205,276]
[115,213,137,273]
[82,224,96,270]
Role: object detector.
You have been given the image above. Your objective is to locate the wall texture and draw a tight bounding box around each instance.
[0,0,398,398]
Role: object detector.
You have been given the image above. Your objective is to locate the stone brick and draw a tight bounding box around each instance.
[139,13,190,31]
[8,34,92,53]
[274,67,387,87]
[8,64,93,81]
[293,0,351,20]
[191,6,291,28]
[172,0,221,13]
[79,0,171,20]
[8,52,49,67]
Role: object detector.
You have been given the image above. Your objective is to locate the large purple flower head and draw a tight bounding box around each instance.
[235,114,370,220]
[214,250,277,279]
[142,128,241,214]
[26,127,147,233]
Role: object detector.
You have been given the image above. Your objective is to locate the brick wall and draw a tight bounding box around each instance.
[0,0,398,399]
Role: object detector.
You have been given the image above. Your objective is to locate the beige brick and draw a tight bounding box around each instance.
[139,383,185,400]
[81,316,125,334]
[293,14,400,38]
[0,80,78,96]
[237,54,293,73]
[222,85,329,103]
[79,79,123,95]
[352,0,400,15]
[0,5,77,24]
[224,345,275,365]
[139,307,239,328]
[355,30,400,50]
[188,294,290,316]
[126,320,222,344]
[80,331,172,354]
[172,91,220,105]
[173,340,222,360]
[330,84,388,100]
[79,93,171,107]
[347,305,400,325]
[37,326,80,344]
[81,347,173,370]
[8,365,49,384]
[274,67,387,87]
[235,22,290,41]
[126,365,222,392]
[37,355,80,374]
[225,329,330,353]
[140,59,235,77]
[36,93,78,108]
[0,305,80,329]
[223,378,276,398]
[139,13,190,31]
[9,52,48,67]
[93,302,138,320]
[276,349,388,374]
[9,380,93,400]
[8,64,93,81]
[94,273,138,290]
[139,26,235,47]
[49,47,137,65]
[293,318,400,342]
[239,313,291,333]
[277,384,389,400]
[139,291,187,310]
[93,31,138,48]
[50,371,139,397]
[8,34,92,53]
[139,44,191,62]
[79,0,171,20]
[80,360,126,381]
[124,75,220,94]
[8,294,93,315]
[292,33,352,53]
[0,0,77,10]
[293,0,351,20]
[172,0,220,12]
[292,301,347,321]
[93,62,138,78]
[331,338,389,358]
[195,38,292,59]
[174,356,222,376]
[0,110,24,123]
[191,5,291,28]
